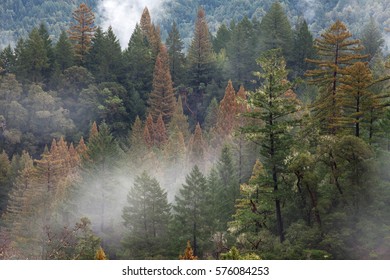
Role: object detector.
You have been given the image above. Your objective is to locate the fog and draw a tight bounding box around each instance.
[97,0,166,48]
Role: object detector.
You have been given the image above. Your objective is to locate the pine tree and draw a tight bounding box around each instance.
[166,21,186,86]
[292,19,315,77]
[187,7,216,122]
[68,3,96,65]
[213,23,231,54]
[259,2,294,65]
[168,96,190,141]
[226,17,258,88]
[17,28,49,83]
[54,31,75,72]
[173,165,208,257]
[216,80,237,139]
[148,45,175,123]
[179,240,198,260]
[122,172,170,259]
[242,49,301,243]
[305,20,367,134]
[188,123,207,167]
[154,114,168,148]
[361,17,384,61]
[339,62,373,137]
[139,7,161,58]
[124,24,154,106]
[86,26,123,83]
[83,122,119,232]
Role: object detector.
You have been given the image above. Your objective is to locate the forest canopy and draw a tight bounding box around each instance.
[1,1,390,260]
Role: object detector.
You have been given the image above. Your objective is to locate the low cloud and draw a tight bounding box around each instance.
[97,0,165,48]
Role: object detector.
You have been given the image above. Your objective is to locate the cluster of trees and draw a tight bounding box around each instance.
[1,2,390,259]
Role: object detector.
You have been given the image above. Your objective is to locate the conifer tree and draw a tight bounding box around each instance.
[259,2,294,65]
[339,62,373,137]
[139,7,161,58]
[168,96,190,141]
[124,24,154,106]
[292,19,315,77]
[17,28,49,83]
[188,8,215,86]
[154,114,168,148]
[148,45,175,123]
[54,31,75,72]
[145,113,155,144]
[187,7,216,121]
[305,20,366,134]
[68,3,96,65]
[361,17,384,60]
[188,123,207,167]
[216,80,237,138]
[173,165,208,257]
[179,240,198,260]
[122,172,170,259]
[242,49,300,243]
[166,21,186,86]
[226,17,257,88]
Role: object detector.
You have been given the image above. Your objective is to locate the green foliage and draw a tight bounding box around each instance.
[121,172,171,259]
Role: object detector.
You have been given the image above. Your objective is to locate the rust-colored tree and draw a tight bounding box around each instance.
[140,7,162,57]
[216,80,238,138]
[148,45,175,123]
[68,3,96,65]
[188,123,207,167]
[179,240,198,260]
[154,114,168,148]
[305,20,366,134]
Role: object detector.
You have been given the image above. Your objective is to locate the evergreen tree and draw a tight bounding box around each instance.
[173,165,208,257]
[168,96,190,141]
[0,45,16,75]
[54,30,75,72]
[216,80,237,139]
[154,114,168,148]
[122,172,170,259]
[139,7,161,59]
[242,49,301,243]
[216,145,239,228]
[17,28,49,83]
[68,3,96,66]
[187,8,216,122]
[226,17,258,88]
[305,20,366,134]
[213,23,231,54]
[292,19,315,77]
[339,62,373,137]
[148,45,175,123]
[86,26,123,83]
[360,17,384,61]
[188,123,207,167]
[259,2,294,65]
[166,21,186,87]
[124,24,154,107]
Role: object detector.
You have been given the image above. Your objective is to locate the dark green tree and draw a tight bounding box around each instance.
[166,21,186,87]
[242,49,300,243]
[173,165,209,257]
[54,30,75,72]
[259,2,294,65]
[121,171,170,259]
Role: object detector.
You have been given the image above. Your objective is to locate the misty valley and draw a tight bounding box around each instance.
[1,1,390,260]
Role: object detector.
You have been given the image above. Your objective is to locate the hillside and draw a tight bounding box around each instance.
[2,0,390,49]
[158,0,390,48]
